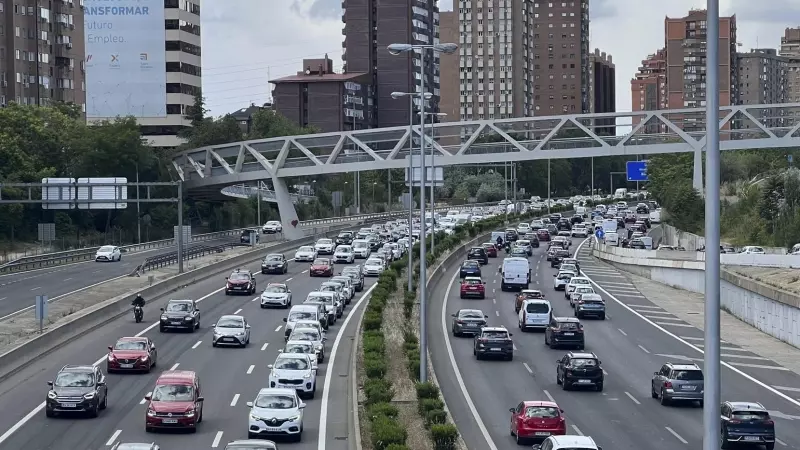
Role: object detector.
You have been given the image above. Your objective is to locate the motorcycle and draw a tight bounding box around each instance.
[133,305,143,323]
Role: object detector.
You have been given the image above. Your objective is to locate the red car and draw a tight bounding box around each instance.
[509,400,566,444]
[225,269,256,295]
[107,337,157,373]
[482,243,498,257]
[460,276,486,299]
[310,258,334,277]
[536,229,551,242]
[145,370,204,432]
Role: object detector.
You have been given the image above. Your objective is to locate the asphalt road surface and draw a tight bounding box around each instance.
[0,244,376,450]
[429,233,800,449]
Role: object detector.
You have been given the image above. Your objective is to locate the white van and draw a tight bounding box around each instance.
[614,188,628,199]
[351,239,371,258]
[604,232,620,246]
[518,299,552,331]
[649,209,662,223]
[601,219,617,234]
[500,257,531,291]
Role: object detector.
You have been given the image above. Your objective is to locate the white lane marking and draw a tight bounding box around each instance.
[234,308,242,314]
[440,269,499,450]
[639,310,675,316]
[571,425,584,435]
[495,311,500,317]
[694,344,746,351]
[492,299,496,304]
[627,304,663,310]
[654,321,694,327]
[602,369,608,375]
[286,277,293,282]
[261,343,269,351]
[30,286,41,291]
[575,238,800,411]
[105,430,122,446]
[523,362,533,374]
[776,438,788,446]
[275,325,282,332]
[318,282,378,450]
[512,344,517,351]
[773,386,800,393]
[139,398,146,404]
[624,391,641,405]
[665,426,688,444]
[617,328,627,336]
[211,431,224,448]
[63,278,72,281]
[543,389,555,403]
[727,362,792,371]
[637,345,650,354]
[169,363,180,370]
[721,353,770,361]
[0,297,6,302]
[230,394,240,406]
[302,270,308,274]
[191,341,202,349]
[247,365,255,374]
[680,335,728,343]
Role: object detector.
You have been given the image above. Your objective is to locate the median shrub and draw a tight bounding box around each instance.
[367,402,399,420]
[430,424,459,450]
[371,415,408,450]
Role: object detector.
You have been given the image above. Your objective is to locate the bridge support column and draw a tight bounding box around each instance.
[693,148,704,193]
[271,176,304,241]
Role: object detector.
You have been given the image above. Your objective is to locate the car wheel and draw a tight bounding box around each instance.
[660,389,670,406]
[88,403,99,418]
[159,325,165,332]
[651,385,658,398]
[562,380,570,391]
[596,383,603,392]
[100,393,108,410]
[146,427,153,433]
[45,408,55,418]
[507,353,514,361]
[721,429,731,449]
[556,372,562,385]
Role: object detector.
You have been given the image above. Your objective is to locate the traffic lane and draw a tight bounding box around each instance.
[0,255,310,442]
[438,263,682,450]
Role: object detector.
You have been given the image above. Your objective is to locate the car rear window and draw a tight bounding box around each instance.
[230,273,250,281]
[673,370,704,381]
[732,411,770,421]
[464,279,482,285]
[483,331,509,339]
[525,303,550,314]
[558,322,579,330]
[524,406,559,418]
[570,358,597,367]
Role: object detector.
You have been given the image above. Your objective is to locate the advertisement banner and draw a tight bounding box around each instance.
[84,0,167,118]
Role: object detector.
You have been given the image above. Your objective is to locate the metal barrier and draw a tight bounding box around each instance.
[0,202,499,275]
[134,243,243,274]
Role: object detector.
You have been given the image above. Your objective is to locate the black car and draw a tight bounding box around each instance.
[545,317,584,349]
[342,266,365,292]
[636,203,650,214]
[556,218,572,231]
[335,232,354,245]
[451,309,489,337]
[368,236,382,251]
[159,299,201,332]
[45,365,108,417]
[467,247,489,265]
[556,351,604,391]
[505,229,519,242]
[240,229,260,244]
[615,217,625,229]
[546,224,558,235]
[548,214,562,223]
[530,235,540,248]
[570,215,584,225]
[459,260,482,278]
[720,402,776,449]
[261,253,288,274]
[474,326,514,360]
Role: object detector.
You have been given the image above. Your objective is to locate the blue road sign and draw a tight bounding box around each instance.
[595,229,605,240]
[626,161,648,182]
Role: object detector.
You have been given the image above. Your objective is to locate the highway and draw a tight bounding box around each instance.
[429,233,800,449]
[0,243,373,450]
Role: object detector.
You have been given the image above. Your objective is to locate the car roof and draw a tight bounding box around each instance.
[667,363,701,371]
[294,319,321,326]
[521,289,542,294]
[276,352,311,361]
[168,299,193,303]
[727,401,766,411]
[290,304,318,312]
[522,400,559,408]
[265,253,283,257]
[569,277,590,281]
[568,351,598,359]
[285,340,314,346]
[156,370,196,384]
[458,308,484,315]
[580,293,602,299]
[548,435,598,448]
[267,282,288,288]
[117,336,148,343]
[464,276,482,281]
[257,387,297,397]
[60,364,94,373]
[554,317,581,322]
[557,271,577,276]
[481,326,508,332]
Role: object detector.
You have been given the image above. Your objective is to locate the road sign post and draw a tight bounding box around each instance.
[626,161,649,182]
[35,295,48,333]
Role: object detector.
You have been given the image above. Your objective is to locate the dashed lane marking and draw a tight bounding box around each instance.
[234,308,242,314]
[773,386,800,393]
[139,398,146,405]
[637,345,650,354]
[617,328,627,336]
[247,365,255,374]
[571,425,584,436]
[30,286,41,291]
[230,394,240,406]
[191,341,202,349]
[523,363,533,374]
[169,363,179,370]
[105,430,122,446]
[624,391,641,405]
[275,325,283,332]
[654,321,694,328]
[627,304,663,310]
[665,426,688,444]
[644,315,683,321]
[543,389,555,402]
[261,343,269,351]
[211,431,224,448]
[495,311,500,317]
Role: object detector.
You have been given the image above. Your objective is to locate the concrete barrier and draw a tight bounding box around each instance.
[598,242,800,269]
[657,223,786,254]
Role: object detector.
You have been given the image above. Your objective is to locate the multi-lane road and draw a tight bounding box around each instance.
[429,233,800,449]
[0,244,373,450]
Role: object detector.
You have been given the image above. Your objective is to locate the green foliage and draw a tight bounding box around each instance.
[430,424,460,450]
[370,415,408,450]
[647,154,705,233]
[415,382,440,399]
[366,402,399,420]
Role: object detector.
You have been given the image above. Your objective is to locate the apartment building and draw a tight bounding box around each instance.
[630,48,667,132]
[587,48,615,135]
[0,0,86,109]
[438,10,459,122]
[736,49,787,105]
[342,0,440,128]
[781,28,800,103]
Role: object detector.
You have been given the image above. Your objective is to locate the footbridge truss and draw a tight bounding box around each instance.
[221,182,316,204]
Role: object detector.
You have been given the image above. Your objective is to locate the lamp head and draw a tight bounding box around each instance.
[387,44,414,55]
[434,43,459,54]
[391,92,408,99]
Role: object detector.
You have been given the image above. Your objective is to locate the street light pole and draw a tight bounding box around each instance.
[407,95,414,293]
[547,159,551,214]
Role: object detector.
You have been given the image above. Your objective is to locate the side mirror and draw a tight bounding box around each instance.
[212,323,217,327]
[484,315,489,318]
[98,381,106,386]
[108,346,113,351]
[451,313,457,318]
[598,360,602,365]
[483,282,487,285]
[225,277,229,280]
[246,401,254,407]
[160,308,165,311]
[47,381,53,386]
[508,333,513,337]
[553,274,557,277]
[299,402,307,409]
[283,318,287,322]
[145,394,152,400]
[559,408,564,413]
[267,364,273,369]
[509,407,515,413]
[322,337,328,341]
[197,397,204,402]
[654,372,659,376]
[246,325,251,329]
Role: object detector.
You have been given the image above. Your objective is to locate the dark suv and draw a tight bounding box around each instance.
[335,232,353,245]
[556,352,604,391]
[721,402,776,449]
[505,229,519,243]
[545,317,584,349]
[474,326,514,361]
[159,299,201,332]
[240,229,259,244]
[46,365,108,417]
[467,247,489,265]
[556,218,572,231]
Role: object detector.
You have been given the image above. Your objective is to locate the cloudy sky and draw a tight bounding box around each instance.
[200,0,800,118]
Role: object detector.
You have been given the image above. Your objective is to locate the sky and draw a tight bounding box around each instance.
[200,0,800,118]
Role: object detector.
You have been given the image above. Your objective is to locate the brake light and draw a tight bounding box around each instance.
[763,420,774,425]
[728,419,741,424]
[479,338,488,343]
[664,381,673,388]
[456,320,464,324]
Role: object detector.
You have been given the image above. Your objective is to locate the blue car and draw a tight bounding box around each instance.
[459,260,482,278]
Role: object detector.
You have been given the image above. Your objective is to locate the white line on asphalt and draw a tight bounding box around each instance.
[139,398,146,404]
[512,344,517,350]
[30,286,41,291]
[63,278,72,281]
[720,353,770,361]
[247,365,255,374]
[105,430,122,446]
[694,344,746,351]
[495,311,500,317]
[727,362,792,371]
[318,282,378,450]
[191,341,202,349]
[617,328,627,336]
[261,343,269,351]
[773,385,800,393]
[602,369,608,375]
[637,344,650,354]
[211,431,224,448]
[0,297,6,302]
[230,394,240,406]
[492,299,496,304]
[655,321,694,327]
[523,362,533,374]
[170,363,180,370]
[275,325,282,332]
[624,391,641,405]
[302,270,308,274]
[286,277,293,282]
[543,389,555,402]
[680,335,728,343]
[575,237,800,410]
[627,304,663,310]
[571,425,584,436]
[234,308,242,314]
[776,438,788,446]
[665,426,688,444]
[640,310,678,316]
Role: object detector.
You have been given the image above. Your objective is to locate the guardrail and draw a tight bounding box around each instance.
[136,243,245,273]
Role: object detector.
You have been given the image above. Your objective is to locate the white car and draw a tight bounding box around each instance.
[516,223,532,235]
[262,221,282,234]
[330,276,355,304]
[363,258,385,277]
[383,243,402,260]
[95,245,121,262]
[260,283,293,309]
[333,245,355,264]
[352,239,371,259]
[287,324,326,362]
[553,271,577,291]
[294,246,317,262]
[571,226,588,238]
[314,238,335,255]
[246,388,306,440]
[268,353,317,398]
[565,277,592,299]
[569,285,595,307]
[281,340,319,371]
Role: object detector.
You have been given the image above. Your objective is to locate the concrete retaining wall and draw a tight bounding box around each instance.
[599,242,800,269]
[657,223,785,254]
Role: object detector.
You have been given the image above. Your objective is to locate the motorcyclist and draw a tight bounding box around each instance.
[496,235,504,248]
[131,293,145,309]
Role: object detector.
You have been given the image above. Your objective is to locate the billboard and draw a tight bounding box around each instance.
[84,0,166,118]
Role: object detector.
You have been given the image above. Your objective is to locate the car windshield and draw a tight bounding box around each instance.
[99,246,115,252]
[114,340,146,351]
[524,406,559,418]
[290,330,320,341]
[464,279,482,285]
[166,302,192,312]
[54,371,94,387]
[483,331,509,339]
[265,285,287,293]
[265,255,282,261]
[255,394,297,409]
[572,279,590,285]
[459,310,484,319]
[558,274,574,280]
[312,259,330,265]
[576,287,594,293]
[307,293,331,303]
[216,317,243,328]
[469,248,483,254]
[317,239,332,245]
[288,311,315,321]
[230,273,250,281]
[298,246,313,253]
[320,285,337,292]
[525,303,550,314]
[285,343,313,354]
[353,241,368,248]
[674,370,704,381]
[151,384,194,402]
[342,269,359,276]
[570,358,598,368]
[338,233,351,238]
[274,357,310,370]
[561,265,577,272]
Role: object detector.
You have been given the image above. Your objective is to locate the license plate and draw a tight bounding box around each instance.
[224,337,235,342]
[535,432,550,436]
[171,321,181,324]
[60,403,77,408]
[265,427,282,432]
[563,332,574,336]
[743,436,760,441]
[577,379,591,384]
[235,286,244,289]
[469,287,477,290]
[490,347,501,351]
[682,386,697,391]
[162,418,178,424]
[120,364,134,368]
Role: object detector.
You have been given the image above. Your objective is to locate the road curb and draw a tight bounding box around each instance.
[349,294,366,450]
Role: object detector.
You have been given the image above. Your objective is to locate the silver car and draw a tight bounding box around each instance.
[281,340,320,370]
[294,246,317,262]
[246,388,306,441]
[319,282,346,315]
[331,276,355,303]
[212,315,251,347]
[651,362,704,406]
[287,327,326,362]
[225,440,277,450]
[305,291,338,323]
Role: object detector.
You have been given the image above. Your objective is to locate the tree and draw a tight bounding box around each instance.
[184,94,207,128]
